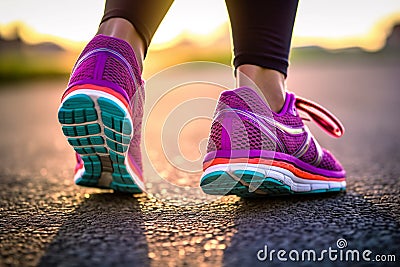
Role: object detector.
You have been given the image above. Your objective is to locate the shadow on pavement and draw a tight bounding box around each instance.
[223,192,400,267]
[18,185,400,267]
[38,193,150,267]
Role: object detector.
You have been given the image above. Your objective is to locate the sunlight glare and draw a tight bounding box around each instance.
[151,0,228,46]
[0,0,399,51]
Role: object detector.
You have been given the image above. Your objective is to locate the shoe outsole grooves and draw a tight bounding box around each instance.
[200,169,345,197]
[58,92,142,194]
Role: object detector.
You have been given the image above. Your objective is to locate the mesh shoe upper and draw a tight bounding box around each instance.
[206,87,345,173]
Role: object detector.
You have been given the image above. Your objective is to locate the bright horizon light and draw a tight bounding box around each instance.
[0,0,399,51]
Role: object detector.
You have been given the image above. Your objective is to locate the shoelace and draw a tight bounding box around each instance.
[295,96,345,138]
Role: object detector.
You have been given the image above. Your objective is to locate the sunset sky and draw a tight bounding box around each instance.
[0,0,399,51]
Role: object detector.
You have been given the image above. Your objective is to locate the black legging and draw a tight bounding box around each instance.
[102,0,298,77]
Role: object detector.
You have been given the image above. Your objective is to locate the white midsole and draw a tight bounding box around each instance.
[202,163,346,192]
[63,89,145,191]
[60,89,133,131]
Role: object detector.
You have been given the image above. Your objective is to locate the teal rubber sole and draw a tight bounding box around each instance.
[58,93,142,194]
[200,170,345,197]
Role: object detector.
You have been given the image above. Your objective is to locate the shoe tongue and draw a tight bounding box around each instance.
[276,92,297,116]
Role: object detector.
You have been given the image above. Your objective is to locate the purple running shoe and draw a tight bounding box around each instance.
[58,35,145,193]
[201,87,346,197]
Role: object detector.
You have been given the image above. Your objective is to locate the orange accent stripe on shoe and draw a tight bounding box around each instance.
[203,158,345,182]
[62,84,132,114]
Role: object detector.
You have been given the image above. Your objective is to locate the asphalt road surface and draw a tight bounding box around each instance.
[1,56,400,267]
